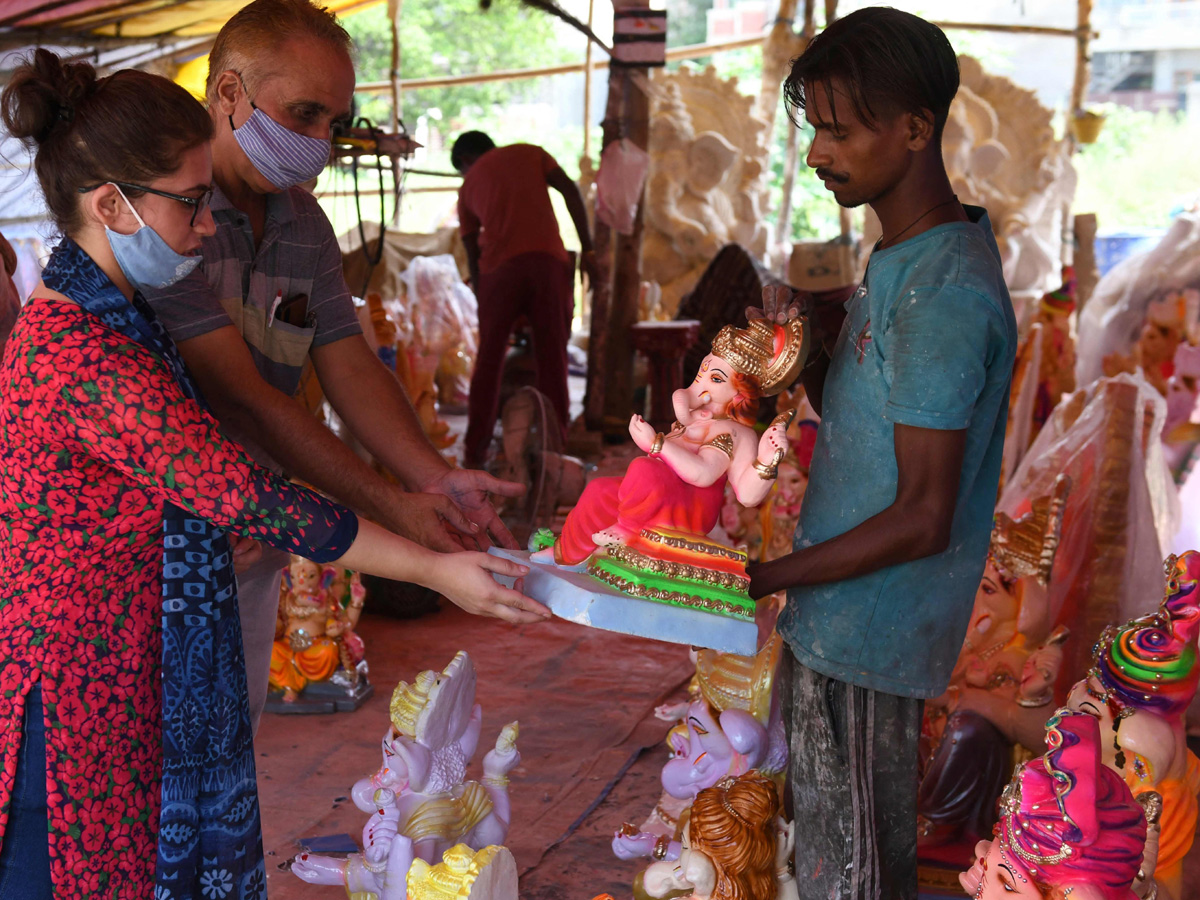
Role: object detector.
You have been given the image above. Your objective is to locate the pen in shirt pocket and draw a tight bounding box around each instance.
[267,289,283,327]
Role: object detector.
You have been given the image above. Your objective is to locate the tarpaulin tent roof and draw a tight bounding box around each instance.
[1,0,378,43]
[0,0,380,78]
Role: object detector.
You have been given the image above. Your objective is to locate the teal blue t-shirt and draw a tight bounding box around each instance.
[778,206,1017,699]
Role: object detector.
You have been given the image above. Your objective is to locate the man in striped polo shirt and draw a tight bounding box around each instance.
[146,0,538,730]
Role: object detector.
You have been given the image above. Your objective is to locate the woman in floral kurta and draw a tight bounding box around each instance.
[0,50,537,900]
[0,293,358,895]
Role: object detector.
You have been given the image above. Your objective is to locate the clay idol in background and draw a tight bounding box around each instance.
[1066,551,1200,900]
[918,475,1070,846]
[959,710,1147,900]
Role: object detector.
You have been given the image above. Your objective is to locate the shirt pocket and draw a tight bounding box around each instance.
[259,318,317,370]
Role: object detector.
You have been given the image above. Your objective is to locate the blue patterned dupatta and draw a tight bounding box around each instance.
[41,238,267,900]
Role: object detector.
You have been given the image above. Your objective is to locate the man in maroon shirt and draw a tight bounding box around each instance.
[452,131,597,467]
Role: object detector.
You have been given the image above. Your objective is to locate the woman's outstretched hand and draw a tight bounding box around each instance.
[434,552,552,624]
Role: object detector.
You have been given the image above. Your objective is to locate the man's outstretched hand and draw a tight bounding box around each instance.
[423,467,527,551]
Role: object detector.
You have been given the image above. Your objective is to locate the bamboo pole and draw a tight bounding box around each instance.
[583,66,624,430]
[355,35,764,94]
[604,70,650,430]
[354,20,1092,96]
[755,0,803,126]
[388,0,403,130]
[583,0,596,161]
[771,0,815,261]
[1070,0,1094,118]
[388,0,403,226]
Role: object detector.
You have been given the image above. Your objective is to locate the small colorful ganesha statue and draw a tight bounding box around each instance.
[525,309,807,651]
[269,555,370,709]
[291,651,521,897]
[1065,551,1200,900]
[615,634,787,866]
[959,710,1149,900]
[636,772,791,900]
[918,475,1071,844]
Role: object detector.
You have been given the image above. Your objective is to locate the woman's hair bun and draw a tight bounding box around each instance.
[1,47,100,145]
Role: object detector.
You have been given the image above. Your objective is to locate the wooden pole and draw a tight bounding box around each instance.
[603,70,651,431]
[1070,0,1094,120]
[388,0,403,227]
[388,0,403,130]
[583,0,596,161]
[755,0,802,126]
[770,0,814,266]
[773,110,802,265]
[1062,0,1094,289]
[583,68,624,430]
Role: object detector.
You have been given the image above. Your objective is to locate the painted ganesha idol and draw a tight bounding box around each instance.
[506,310,809,653]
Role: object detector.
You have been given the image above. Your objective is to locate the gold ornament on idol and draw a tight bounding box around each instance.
[710,316,809,396]
[989,473,1071,587]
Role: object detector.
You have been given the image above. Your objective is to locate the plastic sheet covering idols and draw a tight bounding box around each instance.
[997,372,1180,697]
[1077,212,1200,386]
[394,254,480,409]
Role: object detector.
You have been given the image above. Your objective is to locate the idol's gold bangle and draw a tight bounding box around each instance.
[753,460,778,480]
[650,432,665,455]
[652,835,670,861]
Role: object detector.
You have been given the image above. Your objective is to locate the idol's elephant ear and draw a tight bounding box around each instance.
[390,738,432,794]
[719,708,768,768]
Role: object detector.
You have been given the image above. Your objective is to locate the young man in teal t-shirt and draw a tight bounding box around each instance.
[747,8,1017,898]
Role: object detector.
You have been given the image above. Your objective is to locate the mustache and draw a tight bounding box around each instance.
[815,168,850,184]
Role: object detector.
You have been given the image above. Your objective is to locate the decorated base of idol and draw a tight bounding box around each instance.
[490,526,758,656]
[489,311,808,655]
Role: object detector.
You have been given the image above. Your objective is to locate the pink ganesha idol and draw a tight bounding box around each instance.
[533,311,807,567]
[517,306,808,655]
[959,709,1149,900]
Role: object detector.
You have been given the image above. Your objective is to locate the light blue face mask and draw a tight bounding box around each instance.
[230,78,332,190]
[105,183,201,292]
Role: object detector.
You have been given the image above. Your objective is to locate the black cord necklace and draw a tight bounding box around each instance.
[880,195,960,249]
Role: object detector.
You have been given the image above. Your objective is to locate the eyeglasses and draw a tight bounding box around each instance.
[78,181,214,227]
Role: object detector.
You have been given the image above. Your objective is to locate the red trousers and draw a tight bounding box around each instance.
[465,252,572,465]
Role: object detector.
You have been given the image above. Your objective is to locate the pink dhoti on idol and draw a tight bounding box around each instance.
[555,457,727,566]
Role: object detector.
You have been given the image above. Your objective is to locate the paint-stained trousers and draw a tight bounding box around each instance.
[782,651,923,900]
[464,252,573,466]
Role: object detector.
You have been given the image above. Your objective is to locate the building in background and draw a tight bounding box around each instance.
[1091,0,1200,113]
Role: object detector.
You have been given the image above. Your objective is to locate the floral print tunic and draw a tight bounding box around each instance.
[0,296,357,897]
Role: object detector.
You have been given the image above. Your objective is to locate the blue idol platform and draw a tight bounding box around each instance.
[488,547,758,655]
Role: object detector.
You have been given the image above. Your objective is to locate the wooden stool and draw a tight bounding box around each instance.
[632,319,701,430]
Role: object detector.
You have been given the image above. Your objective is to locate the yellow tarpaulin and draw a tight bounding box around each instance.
[81,0,380,39]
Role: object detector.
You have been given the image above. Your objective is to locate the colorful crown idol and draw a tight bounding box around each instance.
[961,710,1146,900]
[1039,267,1076,316]
[1092,551,1200,720]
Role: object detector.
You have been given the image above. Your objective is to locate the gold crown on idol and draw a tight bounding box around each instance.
[694,632,783,725]
[390,669,438,738]
[989,474,1071,587]
[710,316,809,397]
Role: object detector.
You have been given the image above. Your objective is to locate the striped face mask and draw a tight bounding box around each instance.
[229,76,331,190]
